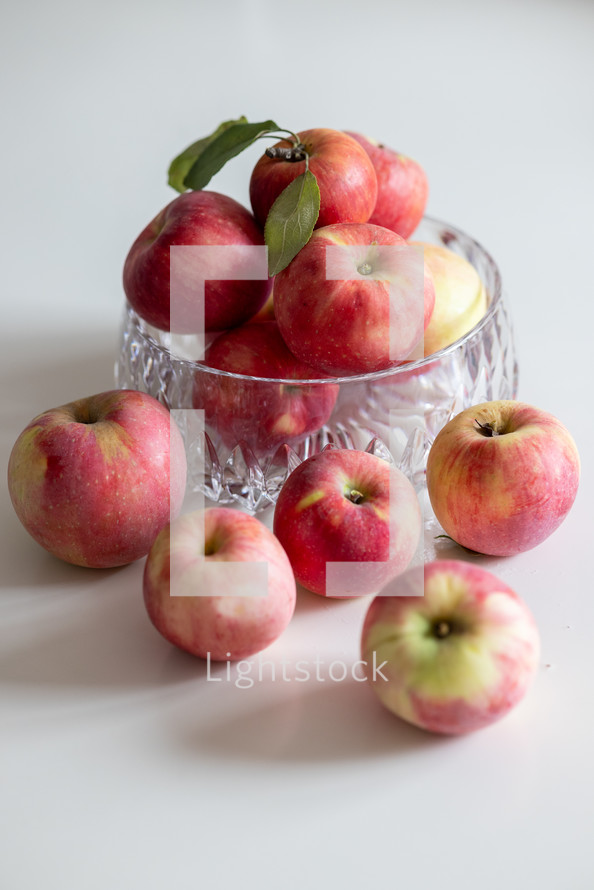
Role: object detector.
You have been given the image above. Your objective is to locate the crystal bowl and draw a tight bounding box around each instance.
[115,215,518,513]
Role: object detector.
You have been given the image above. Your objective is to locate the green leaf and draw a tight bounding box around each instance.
[265,171,320,276]
[168,116,248,193]
[183,119,281,191]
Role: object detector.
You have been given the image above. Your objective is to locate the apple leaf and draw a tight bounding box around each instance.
[182,119,281,191]
[265,171,320,276]
[168,116,248,193]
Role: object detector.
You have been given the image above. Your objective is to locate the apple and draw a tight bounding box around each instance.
[345,132,428,239]
[273,448,421,597]
[273,222,430,376]
[426,400,580,556]
[7,390,187,568]
[413,242,488,356]
[193,320,339,455]
[360,560,541,735]
[249,128,378,230]
[123,190,272,334]
[143,507,296,661]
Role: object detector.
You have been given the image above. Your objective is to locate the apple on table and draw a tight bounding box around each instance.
[143,507,296,661]
[273,447,421,597]
[7,389,187,568]
[361,559,541,735]
[426,399,580,556]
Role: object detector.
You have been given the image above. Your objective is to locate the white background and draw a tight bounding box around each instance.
[1,1,593,887]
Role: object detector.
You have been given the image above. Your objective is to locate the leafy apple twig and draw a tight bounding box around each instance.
[168,118,320,276]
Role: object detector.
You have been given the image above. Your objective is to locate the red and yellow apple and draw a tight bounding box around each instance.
[123,190,271,334]
[413,242,487,356]
[193,320,339,454]
[345,131,428,239]
[426,400,580,556]
[360,560,541,735]
[249,128,378,230]
[7,390,187,568]
[273,222,430,376]
[273,448,421,597]
[143,507,296,661]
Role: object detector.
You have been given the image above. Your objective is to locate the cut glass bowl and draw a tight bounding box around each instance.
[115,215,518,516]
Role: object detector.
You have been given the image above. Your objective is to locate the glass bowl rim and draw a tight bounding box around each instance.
[125,214,503,386]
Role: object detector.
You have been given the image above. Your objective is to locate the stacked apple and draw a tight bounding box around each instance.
[122,118,485,456]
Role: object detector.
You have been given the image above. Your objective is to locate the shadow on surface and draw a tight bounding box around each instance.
[0,558,209,691]
[180,674,455,763]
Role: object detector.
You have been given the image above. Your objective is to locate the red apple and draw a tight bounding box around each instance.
[249,128,378,229]
[7,390,187,568]
[426,400,580,556]
[143,507,296,661]
[123,190,271,334]
[273,222,429,375]
[345,132,428,239]
[193,320,339,455]
[360,560,541,735]
[273,448,421,597]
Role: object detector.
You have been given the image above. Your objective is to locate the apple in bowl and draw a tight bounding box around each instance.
[123,190,271,334]
[249,127,378,230]
[345,131,428,239]
[413,242,488,356]
[192,320,339,455]
[7,390,187,568]
[273,222,432,376]
[143,507,296,661]
[426,400,580,556]
[360,560,541,735]
[273,447,421,597]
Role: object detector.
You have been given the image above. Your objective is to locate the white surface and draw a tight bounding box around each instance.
[1,1,593,887]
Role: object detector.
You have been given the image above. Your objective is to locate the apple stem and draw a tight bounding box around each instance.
[265,144,307,162]
[434,620,451,639]
[74,406,98,424]
[347,489,365,505]
[256,128,310,172]
[474,419,500,437]
[204,536,219,557]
